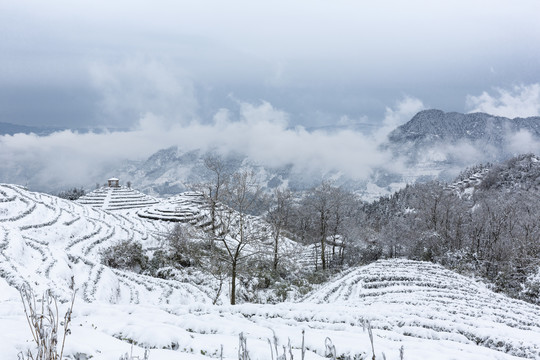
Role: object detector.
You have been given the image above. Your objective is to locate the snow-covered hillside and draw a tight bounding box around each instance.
[2,184,540,359]
[303,259,540,358]
[2,258,540,359]
[0,183,211,305]
[77,185,160,211]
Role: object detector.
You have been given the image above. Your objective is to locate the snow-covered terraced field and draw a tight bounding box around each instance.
[137,192,209,224]
[138,192,279,242]
[77,186,160,211]
[2,184,540,359]
[303,259,540,358]
[0,183,210,305]
[2,259,540,359]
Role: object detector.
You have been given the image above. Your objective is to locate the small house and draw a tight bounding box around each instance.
[108,178,120,187]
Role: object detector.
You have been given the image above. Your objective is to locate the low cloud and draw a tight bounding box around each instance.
[505,129,540,156]
[375,96,425,140]
[0,98,423,192]
[2,93,539,194]
[466,83,540,118]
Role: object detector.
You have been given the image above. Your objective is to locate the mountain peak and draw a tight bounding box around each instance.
[388,109,540,144]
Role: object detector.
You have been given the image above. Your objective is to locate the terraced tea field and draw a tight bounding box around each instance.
[1,184,540,359]
[0,183,211,305]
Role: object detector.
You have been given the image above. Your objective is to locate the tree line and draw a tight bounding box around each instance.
[107,153,540,305]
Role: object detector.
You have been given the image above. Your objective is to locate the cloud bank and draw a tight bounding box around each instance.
[2,85,540,194]
[0,98,422,192]
[466,83,540,118]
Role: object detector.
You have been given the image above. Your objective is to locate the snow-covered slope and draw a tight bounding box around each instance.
[0,183,211,305]
[2,184,540,359]
[2,258,540,359]
[446,153,540,197]
[302,259,540,358]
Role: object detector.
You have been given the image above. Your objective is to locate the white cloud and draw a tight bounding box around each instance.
[1,98,420,191]
[375,96,425,141]
[3,94,538,194]
[466,84,540,118]
[505,129,540,156]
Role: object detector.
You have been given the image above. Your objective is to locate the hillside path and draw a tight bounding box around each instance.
[102,188,112,209]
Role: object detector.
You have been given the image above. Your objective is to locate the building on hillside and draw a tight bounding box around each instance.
[77,178,159,211]
[108,178,120,187]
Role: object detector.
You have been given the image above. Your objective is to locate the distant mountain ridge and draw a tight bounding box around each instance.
[115,147,354,197]
[0,121,63,136]
[388,109,540,145]
[0,121,129,136]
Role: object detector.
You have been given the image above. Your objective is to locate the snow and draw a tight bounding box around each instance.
[77,186,160,211]
[2,184,540,359]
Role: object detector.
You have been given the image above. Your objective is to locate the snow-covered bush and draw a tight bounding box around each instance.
[165,224,200,267]
[56,187,85,201]
[521,268,540,304]
[100,240,148,273]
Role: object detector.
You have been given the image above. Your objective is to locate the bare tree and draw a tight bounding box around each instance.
[266,188,293,273]
[217,169,265,305]
[202,154,230,236]
[303,181,340,271]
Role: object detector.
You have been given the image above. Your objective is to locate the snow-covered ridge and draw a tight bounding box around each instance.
[388,109,540,145]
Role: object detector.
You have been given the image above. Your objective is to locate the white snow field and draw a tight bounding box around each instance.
[1,184,540,359]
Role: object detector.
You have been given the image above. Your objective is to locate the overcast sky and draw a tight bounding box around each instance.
[1,0,540,129]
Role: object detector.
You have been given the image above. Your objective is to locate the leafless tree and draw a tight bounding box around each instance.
[217,169,265,304]
[301,181,341,271]
[203,154,231,235]
[266,188,293,273]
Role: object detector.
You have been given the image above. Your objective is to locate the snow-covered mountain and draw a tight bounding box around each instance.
[110,110,540,200]
[385,110,540,176]
[388,109,540,145]
[114,147,353,198]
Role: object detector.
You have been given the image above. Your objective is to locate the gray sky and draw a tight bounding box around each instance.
[1,0,540,129]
